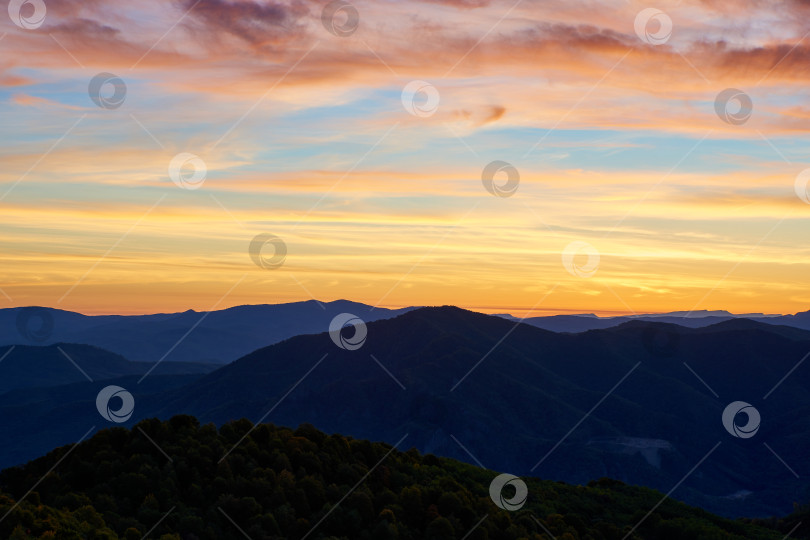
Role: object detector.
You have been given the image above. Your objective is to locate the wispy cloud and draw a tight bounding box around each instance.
[2,0,810,315]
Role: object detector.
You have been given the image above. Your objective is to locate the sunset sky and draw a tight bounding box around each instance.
[2,0,810,316]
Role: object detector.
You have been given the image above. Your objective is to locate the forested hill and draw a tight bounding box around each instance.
[0,416,802,539]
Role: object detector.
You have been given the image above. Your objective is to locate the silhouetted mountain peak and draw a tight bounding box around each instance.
[376,305,524,338]
[656,309,735,318]
[404,305,481,318]
[698,317,810,341]
[607,319,691,332]
[704,317,762,330]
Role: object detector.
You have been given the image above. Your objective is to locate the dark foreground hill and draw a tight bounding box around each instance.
[0,416,797,540]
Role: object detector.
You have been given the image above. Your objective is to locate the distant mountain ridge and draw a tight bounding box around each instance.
[4,301,810,365]
[0,300,416,364]
[497,308,810,333]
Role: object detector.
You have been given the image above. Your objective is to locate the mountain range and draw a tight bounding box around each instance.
[2,304,810,520]
[497,309,810,333]
[2,300,414,364]
[7,301,810,367]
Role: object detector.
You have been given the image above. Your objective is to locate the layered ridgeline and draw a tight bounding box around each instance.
[0,301,414,364]
[153,308,810,518]
[4,307,810,519]
[0,343,216,469]
[496,310,809,333]
[0,343,215,394]
[0,417,798,539]
[6,301,810,364]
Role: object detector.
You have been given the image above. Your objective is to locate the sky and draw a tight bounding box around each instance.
[2,0,810,317]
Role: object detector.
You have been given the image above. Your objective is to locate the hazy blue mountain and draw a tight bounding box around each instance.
[0,300,416,364]
[4,307,810,519]
[764,310,810,331]
[499,308,795,333]
[0,343,215,394]
[495,313,622,332]
[3,302,808,365]
[0,373,203,470]
[0,342,214,468]
[693,318,810,341]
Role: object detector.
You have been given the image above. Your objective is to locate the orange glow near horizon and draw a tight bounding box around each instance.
[3,0,810,318]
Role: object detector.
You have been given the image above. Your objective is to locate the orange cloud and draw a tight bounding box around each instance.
[3,0,810,317]
[11,93,84,109]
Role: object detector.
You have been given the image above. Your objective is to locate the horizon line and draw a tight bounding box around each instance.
[6,299,798,319]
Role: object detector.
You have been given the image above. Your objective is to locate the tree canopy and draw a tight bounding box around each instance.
[0,416,799,539]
